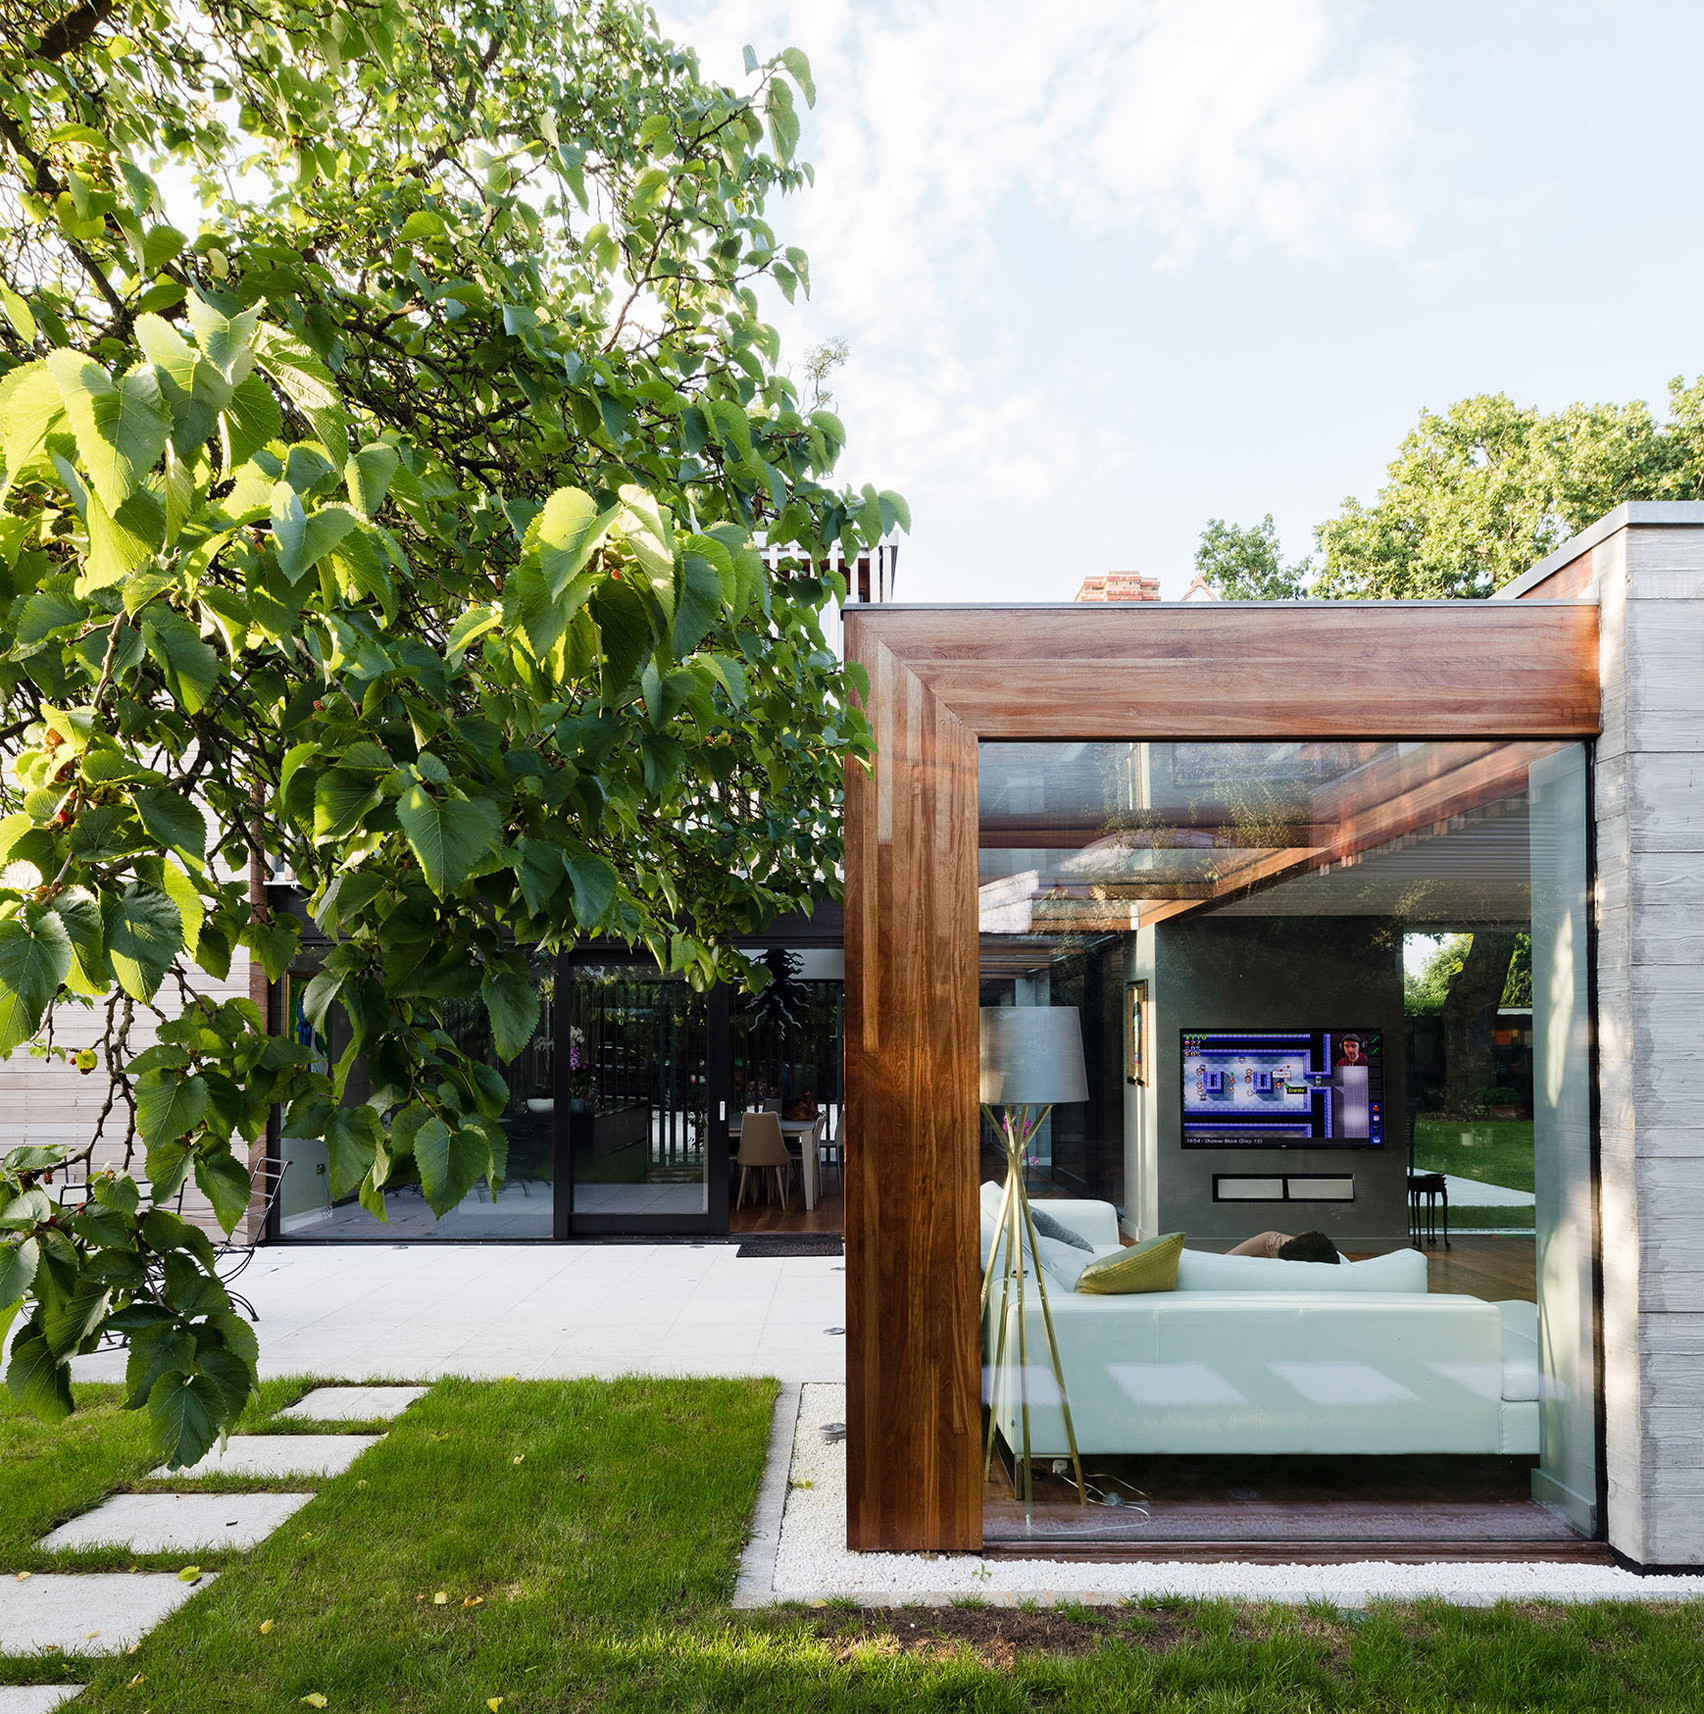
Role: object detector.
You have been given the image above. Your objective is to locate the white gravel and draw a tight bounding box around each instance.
[760,1383,1704,1608]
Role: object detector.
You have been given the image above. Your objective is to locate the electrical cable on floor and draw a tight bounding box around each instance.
[1059,1465,1152,1516]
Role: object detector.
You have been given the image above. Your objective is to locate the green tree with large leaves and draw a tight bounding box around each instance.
[0,0,904,1463]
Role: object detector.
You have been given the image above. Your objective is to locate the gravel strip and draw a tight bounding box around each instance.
[764,1383,1704,1608]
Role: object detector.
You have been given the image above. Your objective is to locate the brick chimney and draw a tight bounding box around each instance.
[1074,572,1160,603]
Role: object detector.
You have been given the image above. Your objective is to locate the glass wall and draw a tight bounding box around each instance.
[977,739,1598,1543]
[277,953,555,1239]
[568,963,710,1218]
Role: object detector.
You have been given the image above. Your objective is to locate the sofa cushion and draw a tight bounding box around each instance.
[1175,1246,1428,1294]
[1030,1205,1092,1251]
[1076,1232,1186,1295]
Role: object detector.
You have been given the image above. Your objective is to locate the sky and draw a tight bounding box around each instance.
[653,0,1704,601]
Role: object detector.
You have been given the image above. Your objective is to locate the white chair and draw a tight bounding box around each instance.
[820,1108,843,1190]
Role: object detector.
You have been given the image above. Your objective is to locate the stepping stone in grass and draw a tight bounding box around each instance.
[278,1386,427,1422]
[153,1435,381,1480]
[0,1687,91,1712]
[39,1493,314,1554]
[0,1572,213,1655]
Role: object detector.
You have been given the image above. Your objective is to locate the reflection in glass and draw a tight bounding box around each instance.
[977,738,1597,1546]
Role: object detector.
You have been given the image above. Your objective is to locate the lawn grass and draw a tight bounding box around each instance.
[1415,1118,1535,1193]
[8,1375,1704,1710]
[1451,1206,1538,1230]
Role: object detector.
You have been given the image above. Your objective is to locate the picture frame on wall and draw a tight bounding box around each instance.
[1127,979,1148,1086]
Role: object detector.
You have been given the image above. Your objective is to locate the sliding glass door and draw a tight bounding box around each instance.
[559,958,729,1235]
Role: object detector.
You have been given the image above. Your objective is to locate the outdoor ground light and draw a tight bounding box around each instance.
[979,1004,1089,1520]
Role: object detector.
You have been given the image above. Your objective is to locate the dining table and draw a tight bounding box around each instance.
[776,1114,824,1211]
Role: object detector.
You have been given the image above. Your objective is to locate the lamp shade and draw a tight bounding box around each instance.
[980,1006,1089,1106]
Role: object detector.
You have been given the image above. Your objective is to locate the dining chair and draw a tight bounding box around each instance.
[819,1108,843,1191]
[736,1110,794,1209]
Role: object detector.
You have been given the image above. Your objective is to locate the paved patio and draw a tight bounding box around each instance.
[70,1242,848,1384]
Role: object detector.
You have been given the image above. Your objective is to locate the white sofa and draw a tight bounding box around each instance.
[980,1185,1539,1459]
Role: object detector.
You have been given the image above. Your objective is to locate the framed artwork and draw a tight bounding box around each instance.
[1126,980,1148,1086]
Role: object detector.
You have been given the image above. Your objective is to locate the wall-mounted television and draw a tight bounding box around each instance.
[1180,1030,1385,1149]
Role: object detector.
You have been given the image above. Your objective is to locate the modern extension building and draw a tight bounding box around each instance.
[841,502,1704,1570]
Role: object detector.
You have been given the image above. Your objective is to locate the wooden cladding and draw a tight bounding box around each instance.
[841,599,1601,1553]
[859,603,1601,738]
[843,630,982,1551]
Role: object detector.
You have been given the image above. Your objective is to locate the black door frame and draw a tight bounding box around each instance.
[552,949,731,1238]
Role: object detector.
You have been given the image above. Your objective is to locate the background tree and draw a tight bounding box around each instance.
[0,0,904,1461]
[1192,514,1311,600]
[1405,933,1530,1114]
[1312,386,1704,598]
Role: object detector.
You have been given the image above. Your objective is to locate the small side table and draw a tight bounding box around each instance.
[1407,1171,1450,1249]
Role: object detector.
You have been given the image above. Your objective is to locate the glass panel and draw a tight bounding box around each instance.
[277,954,555,1239]
[569,964,709,1217]
[729,948,846,1230]
[977,739,1596,1545]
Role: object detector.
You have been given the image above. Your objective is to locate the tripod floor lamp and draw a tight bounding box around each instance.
[980,1004,1088,1519]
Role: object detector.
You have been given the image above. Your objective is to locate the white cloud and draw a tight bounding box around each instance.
[656,0,1433,594]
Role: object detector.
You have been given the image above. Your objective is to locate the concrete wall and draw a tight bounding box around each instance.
[1130,915,1408,1250]
[1512,501,1704,1565]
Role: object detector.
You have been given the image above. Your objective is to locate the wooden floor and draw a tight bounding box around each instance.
[727,1182,844,1234]
[1423,1234,1536,1302]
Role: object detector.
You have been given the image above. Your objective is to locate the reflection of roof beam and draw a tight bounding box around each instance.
[978,741,1562,935]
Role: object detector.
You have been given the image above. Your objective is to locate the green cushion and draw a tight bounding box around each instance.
[1075,1232,1186,1295]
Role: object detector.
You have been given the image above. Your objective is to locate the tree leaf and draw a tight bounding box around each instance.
[0,909,72,1054]
[0,281,36,344]
[148,1368,223,1470]
[537,486,616,599]
[345,444,399,517]
[412,1116,456,1216]
[565,851,619,929]
[673,551,724,659]
[52,888,106,994]
[103,883,182,1001]
[221,374,283,471]
[135,1069,210,1149]
[5,1327,72,1422]
[271,484,358,583]
[253,323,347,457]
[324,1105,381,1200]
[0,361,67,486]
[481,967,540,1061]
[589,578,651,703]
[193,1149,252,1236]
[396,787,501,897]
[46,350,173,511]
[134,788,207,869]
[184,292,262,379]
[140,609,219,712]
[0,1235,39,1308]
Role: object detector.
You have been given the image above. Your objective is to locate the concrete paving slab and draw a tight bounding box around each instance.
[152,1434,380,1480]
[0,1686,89,1712]
[0,1572,214,1654]
[39,1492,313,1553]
[277,1386,427,1421]
[1441,1173,1534,1208]
[66,1246,846,1387]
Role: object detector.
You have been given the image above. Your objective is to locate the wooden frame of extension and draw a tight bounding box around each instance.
[840,599,1602,1553]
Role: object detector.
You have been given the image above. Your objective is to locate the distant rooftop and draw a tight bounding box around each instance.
[1074,572,1159,602]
